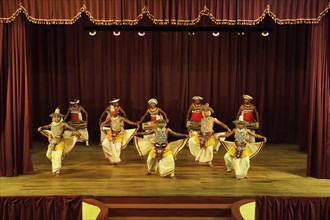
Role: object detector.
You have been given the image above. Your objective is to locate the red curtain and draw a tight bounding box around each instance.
[306,15,330,178]
[0,196,82,220]
[255,196,330,220]
[0,16,33,176]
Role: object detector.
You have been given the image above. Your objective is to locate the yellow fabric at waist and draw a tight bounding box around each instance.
[227,144,249,158]
[193,134,216,147]
[149,146,172,158]
[106,130,124,142]
[48,139,65,151]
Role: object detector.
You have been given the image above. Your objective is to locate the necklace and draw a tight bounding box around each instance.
[148,107,159,114]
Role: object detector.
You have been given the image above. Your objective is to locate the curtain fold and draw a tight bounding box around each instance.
[255,196,330,220]
[0,15,33,176]
[0,196,82,220]
[306,15,330,178]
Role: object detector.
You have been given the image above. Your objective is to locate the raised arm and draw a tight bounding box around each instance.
[119,107,127,118]
[236,106,243,120]
[122,117,140,129]
[138,110,149,124]
[136,129,155,136]
[186,105,193,121]
[80,106,88,123]
[247,130,267,143]
[99,107,108,125]
[38,124,52,138]
[253,105,259,122]
[214,118,231,133]
[218,129,235,139]
[99,117,112,136]
[159,108,169,122]
[100,117,111,128]
[168,128,189,138]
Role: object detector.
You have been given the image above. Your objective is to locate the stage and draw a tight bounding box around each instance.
[1,142,329,197]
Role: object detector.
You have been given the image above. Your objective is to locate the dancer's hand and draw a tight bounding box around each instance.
[75,131,82,138]
[51,145,55,151]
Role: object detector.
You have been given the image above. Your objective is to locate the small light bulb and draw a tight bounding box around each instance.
[212,32,220,37]
[113,31,121,36]
[138,32,146,37]
[89,31,96,36]
[261,31,269,37]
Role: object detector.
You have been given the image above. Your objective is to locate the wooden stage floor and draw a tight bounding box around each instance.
[1,142,329,197]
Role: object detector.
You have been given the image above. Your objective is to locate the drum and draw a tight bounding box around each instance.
[246,122,258,130]
[142,122,156,130]
[68,120,87,129]
[186,121,200,130]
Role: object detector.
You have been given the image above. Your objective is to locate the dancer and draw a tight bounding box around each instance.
[188,104,231,167]
[38,108,80,176]
[186,96,204,133]
[99,98,127,143]
[64,99,89,146]
[138,98,169,142]
[219,116,267,180]
[139,98,169,123]
[134,118,188,178]
[236,94,259,142]
[100,106,139,165]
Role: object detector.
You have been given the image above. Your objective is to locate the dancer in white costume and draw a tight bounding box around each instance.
[188,104,231,167]
[38,108,81,176]
[100,106,139,165]
[134,118,188,178]
[219,116,267,180]
[99,98,127,144]
[64,99,89,146]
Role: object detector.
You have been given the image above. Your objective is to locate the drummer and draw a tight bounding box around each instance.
[186,96,204,131]
[99,98,127,144]
[186,96,214,135]
[236,94,259,142]
[138,98,169,142]
[138,98,169,125]
[64,99,89,146]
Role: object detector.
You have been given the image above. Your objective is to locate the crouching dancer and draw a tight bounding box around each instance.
[100,106,139,165]
[188,104,231,167]
[38,108,81,176]
[219,116,267,180]
[134,118,188,178]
